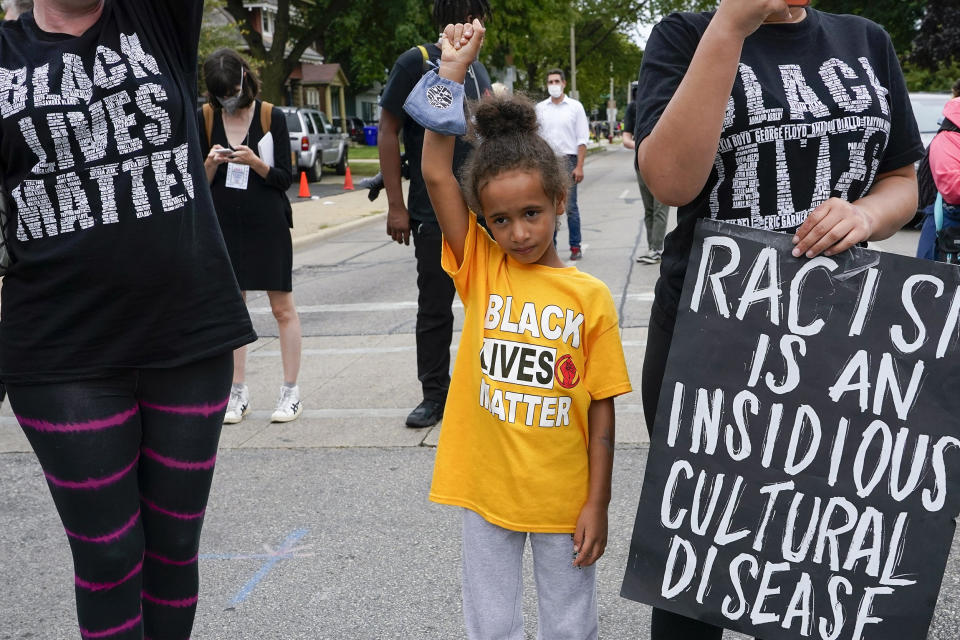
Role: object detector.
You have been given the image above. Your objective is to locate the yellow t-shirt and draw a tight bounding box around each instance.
[430,214,633,533]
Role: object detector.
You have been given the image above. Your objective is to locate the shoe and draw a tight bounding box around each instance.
[570,247,582,261]
[636,250,662,264]
[271,385,303,423]
[223,384,250,424]
[406,399,443,428]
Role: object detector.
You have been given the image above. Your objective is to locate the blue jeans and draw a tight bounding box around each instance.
[918,201,960,261]
[564,154,581,248]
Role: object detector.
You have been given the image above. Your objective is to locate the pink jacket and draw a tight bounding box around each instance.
[930,97,960,205]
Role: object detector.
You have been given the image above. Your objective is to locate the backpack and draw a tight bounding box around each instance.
[201,100,274,149]
[918,116,960,211]
[414,44,483,98]
[202,101,294,228]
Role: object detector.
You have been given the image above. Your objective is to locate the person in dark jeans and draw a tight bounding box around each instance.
[378,0,492,428]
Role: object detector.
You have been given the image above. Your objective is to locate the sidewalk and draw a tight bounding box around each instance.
[287,139,607,247]
[287,179,405,248]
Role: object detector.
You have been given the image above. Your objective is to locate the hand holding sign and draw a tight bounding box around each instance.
[792,197,873,258]
[622,220,960,640]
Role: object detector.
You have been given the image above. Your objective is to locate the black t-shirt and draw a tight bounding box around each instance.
[0,0,256,383]
[635,9,924,325]
[379,43,491,223]
[624,100,638,137]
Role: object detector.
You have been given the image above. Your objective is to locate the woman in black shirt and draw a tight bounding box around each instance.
[201,49,303,426]
[630,1,922,638]
[0,1,256,638]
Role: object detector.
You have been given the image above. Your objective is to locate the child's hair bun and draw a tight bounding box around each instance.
[473,94,538,140]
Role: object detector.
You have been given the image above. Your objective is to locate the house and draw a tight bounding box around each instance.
[206,1,351,131]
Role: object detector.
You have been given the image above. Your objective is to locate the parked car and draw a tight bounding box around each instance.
[911,92,953,148]
[279,106,349,180]
[345,116,367,145]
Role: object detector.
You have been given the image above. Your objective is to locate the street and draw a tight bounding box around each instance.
[1,144,958,639]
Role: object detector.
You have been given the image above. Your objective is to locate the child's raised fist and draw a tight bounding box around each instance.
[440,18,485,67]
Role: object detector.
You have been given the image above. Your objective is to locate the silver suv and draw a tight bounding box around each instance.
[280,106,349,181]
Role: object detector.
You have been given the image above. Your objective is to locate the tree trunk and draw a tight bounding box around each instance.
[526,62,539,93]
[259,62,289,104]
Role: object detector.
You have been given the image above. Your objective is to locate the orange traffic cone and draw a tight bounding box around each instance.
[298,171,310,198]
[343,165,354,191]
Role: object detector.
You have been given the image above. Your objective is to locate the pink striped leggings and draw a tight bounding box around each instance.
[9,351,233,640]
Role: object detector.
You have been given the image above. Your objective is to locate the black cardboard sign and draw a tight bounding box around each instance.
[621,219,960,640]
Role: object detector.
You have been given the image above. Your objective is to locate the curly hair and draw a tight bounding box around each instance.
[461,93,570,217]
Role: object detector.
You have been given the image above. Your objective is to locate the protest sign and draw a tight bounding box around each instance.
[621,219,960,640]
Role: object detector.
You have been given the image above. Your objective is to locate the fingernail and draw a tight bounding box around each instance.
[792,235,799,244]
[806,250,814,258]
[792,248,801,257]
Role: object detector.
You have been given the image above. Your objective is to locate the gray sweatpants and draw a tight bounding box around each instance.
[461,509,598,640]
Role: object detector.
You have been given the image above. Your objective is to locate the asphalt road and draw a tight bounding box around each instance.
[2,145,957,640]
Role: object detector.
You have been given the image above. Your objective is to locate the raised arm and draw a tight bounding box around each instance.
[422,20,486,265]
[638,0,792,206]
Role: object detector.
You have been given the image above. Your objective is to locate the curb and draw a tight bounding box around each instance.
[291,211,387,249]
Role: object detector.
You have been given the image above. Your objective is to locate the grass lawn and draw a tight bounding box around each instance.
[349,145,380,159]
[348,143,406,159]
[346,162,380,177]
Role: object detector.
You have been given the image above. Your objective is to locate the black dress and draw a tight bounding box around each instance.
[203,101,294,291]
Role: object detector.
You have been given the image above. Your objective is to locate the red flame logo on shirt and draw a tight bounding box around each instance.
[554,355,580,389]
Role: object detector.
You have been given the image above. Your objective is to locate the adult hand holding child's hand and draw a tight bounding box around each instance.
[439,19,485,73]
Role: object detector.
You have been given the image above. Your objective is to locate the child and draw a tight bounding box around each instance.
[416,20,632,639]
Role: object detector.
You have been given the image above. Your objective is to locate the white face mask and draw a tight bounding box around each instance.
[547,84,563,99]
[217,68,245,115]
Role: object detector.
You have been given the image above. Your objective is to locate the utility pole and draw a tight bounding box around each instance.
[606,62,616,142]
[569,22,578,99]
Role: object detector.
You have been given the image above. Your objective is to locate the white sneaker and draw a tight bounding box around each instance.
[223,384,250,424]
[271,385,303,423]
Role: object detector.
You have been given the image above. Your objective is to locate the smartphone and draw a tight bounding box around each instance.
[214,147,234,154]
[786,0,810,6]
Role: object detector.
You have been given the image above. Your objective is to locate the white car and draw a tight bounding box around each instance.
[279,106,349,181]
[910,92,952,148]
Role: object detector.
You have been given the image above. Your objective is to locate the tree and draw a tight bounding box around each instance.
[222,0,434,101]
[812,0,925,60]
[911,1,960,72]
[223,0,344,103]
[198,0,246,96]
[480,0,700,112]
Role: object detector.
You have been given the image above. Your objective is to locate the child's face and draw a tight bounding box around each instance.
[479,170,566,268]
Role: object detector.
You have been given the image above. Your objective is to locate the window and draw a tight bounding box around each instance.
[361,101,376,123]
[284,112,301,133]
[330,87,341,118]
[304,87,321,109]
[261,9,275,36]
[310,112,325,135]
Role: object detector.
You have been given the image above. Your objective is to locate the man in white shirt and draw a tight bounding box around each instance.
[536,68,589,260]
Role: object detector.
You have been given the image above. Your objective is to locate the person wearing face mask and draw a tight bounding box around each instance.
[200,48,301,425]
[0,1,257,639]
[627,1,922,639]
[535,69,590,261]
